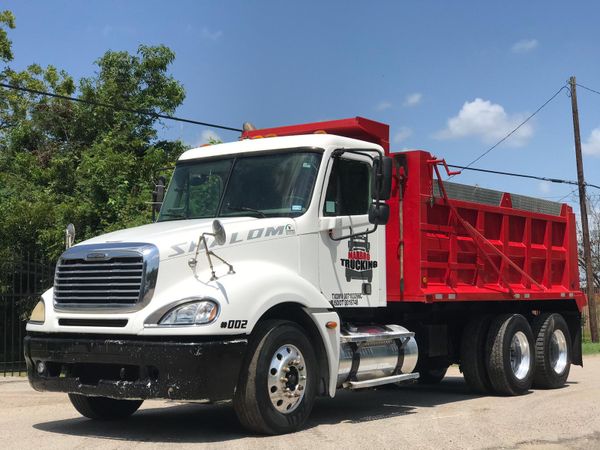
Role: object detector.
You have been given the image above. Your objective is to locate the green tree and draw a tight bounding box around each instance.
[0,11,188,263]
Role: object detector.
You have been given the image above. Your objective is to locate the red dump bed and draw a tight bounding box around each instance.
[386,150,586,311]
[244,116,586,311]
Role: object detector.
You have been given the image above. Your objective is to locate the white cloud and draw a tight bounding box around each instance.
[201,27,223,41]
[393,126,412,143]
[376,101,392,111]
[538,181,552,194]
[403,93,422,107]
[197,129,222,146]
[582,127,600,156]
[435,98,533,147]
[512,39,538,54]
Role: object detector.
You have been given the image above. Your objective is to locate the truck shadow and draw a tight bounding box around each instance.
[32,375,498,443]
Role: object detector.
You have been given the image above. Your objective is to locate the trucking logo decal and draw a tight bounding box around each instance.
[340,234,378,283]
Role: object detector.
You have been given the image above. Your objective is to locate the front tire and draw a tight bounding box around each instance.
[234,320,318,435]
[485,314,535,396]
[68,394,143,420]
[532,313,571,389]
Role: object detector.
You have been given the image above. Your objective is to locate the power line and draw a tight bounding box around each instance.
[447,164,600,190]
[0,82,243,133]
[558,188,578,203]
[576,82,600,97]
[451,84,569,176]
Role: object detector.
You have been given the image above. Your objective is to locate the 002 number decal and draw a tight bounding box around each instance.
[220,320,248,329]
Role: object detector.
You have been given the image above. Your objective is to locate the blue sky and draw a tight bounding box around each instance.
[4,0,600,211]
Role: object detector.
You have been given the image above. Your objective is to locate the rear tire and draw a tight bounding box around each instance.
[532,313,571,389]
[460,315,493,394]
[68,394,143,420]
[485,314,534,396]
[418,366,448,384]
[234,320,318,435]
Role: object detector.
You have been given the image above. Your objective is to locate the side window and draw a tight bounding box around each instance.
[323,158,371,216]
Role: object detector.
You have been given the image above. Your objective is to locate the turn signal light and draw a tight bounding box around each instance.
[326,321,337,329]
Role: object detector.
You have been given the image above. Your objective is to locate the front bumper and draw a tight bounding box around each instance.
[24,334,247,402]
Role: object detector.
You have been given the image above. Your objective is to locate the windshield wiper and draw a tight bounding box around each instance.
[225,205,267,218]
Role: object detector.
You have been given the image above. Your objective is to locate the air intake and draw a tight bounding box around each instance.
[54,243,159,312]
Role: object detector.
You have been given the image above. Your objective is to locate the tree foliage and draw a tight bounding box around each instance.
[0,11,187,262]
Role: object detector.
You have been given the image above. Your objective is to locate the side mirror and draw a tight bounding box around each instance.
[212,220,227,245]
[368,203,390,225]
[372,156,393,201]
[65,223,76,249]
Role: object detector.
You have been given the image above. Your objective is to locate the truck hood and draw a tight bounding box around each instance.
[78,217,296,261]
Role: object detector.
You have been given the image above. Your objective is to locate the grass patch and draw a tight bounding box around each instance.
[583,341,600,355]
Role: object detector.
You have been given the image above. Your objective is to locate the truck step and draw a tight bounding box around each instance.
[345,373,420,389]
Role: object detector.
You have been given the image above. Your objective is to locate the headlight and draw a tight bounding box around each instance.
[159,300,219,325]
[29,300,45,324]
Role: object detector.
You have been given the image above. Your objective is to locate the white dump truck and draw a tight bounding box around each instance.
[25,117,585,434]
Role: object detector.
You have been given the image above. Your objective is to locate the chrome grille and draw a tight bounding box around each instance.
[53,243,159,311]
[55,257,143,304]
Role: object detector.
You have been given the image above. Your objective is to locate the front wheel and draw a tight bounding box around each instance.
[234,320,318,435]
[68,394,143,420]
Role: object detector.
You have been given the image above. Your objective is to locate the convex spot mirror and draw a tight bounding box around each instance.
[368,203,390,225]
[212,220,227,245]
[372,156,393,201]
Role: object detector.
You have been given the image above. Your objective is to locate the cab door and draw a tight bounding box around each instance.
[318,153,386,308]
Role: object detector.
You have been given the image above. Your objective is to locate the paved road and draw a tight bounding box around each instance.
[1,356,599,450]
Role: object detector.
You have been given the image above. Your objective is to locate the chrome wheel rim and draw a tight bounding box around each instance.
[510,331,531,380]
[268,344,307,414]
[549,329,568,374]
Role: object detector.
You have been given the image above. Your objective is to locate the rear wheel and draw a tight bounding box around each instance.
[234,320,318,435]
[68,394,143,420]
[460,315,493,394]
[532,313,571,389]
[418,366,448,384]
[485,314,534,396]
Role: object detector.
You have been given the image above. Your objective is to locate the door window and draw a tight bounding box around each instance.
[323,158,371,216]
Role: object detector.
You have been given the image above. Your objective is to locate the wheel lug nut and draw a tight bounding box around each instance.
[283,367,290,373]
[280,377,288,382]
[298,385,304,390]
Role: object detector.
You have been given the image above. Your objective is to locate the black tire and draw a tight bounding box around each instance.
[485,314,535,396]
[418,366,448,384]
[234,320,318,435]
[68,394,143,420]
[460,315,493,394]
[532,313,571,389]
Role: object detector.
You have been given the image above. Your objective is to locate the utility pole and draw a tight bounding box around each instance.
[569,76,599,342]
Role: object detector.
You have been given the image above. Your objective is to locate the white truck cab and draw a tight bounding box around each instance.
[25,121,417,434]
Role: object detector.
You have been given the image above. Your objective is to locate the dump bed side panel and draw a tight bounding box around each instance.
[386,150,586,311]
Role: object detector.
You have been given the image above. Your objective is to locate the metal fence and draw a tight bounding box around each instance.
[0,253,55,375]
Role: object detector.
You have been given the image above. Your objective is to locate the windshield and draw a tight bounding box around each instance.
[158,151,322,221]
